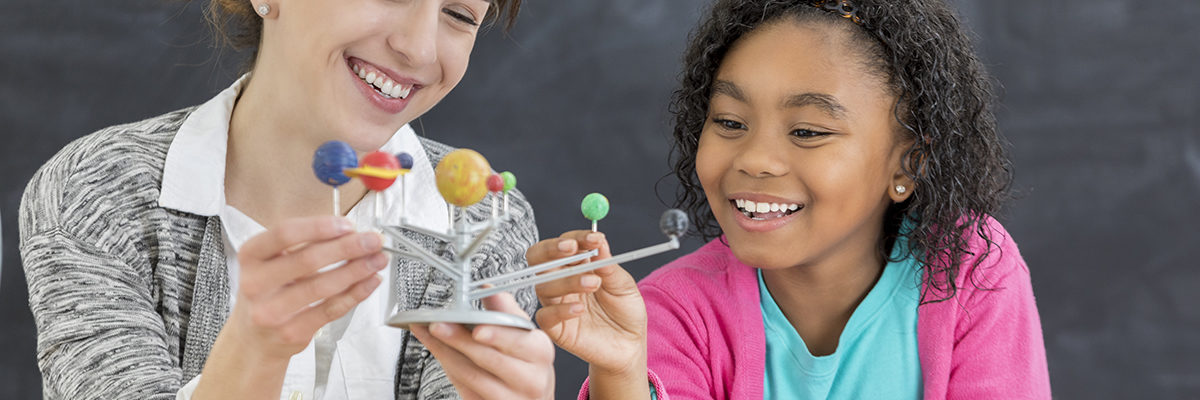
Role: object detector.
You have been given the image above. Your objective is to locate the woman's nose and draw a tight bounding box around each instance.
[387,1,440,68]
[734,133,790,178]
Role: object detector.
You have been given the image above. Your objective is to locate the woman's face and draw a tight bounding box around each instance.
[256,0,490,149]
[695,19,913,270]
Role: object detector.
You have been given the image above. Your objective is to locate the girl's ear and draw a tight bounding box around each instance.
[887,137,917,203]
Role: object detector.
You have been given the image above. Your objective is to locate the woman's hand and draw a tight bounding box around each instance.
[195,215,387,398]
[410,292,556,400]
[527,231,650,383]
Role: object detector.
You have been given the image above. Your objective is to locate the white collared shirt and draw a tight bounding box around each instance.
[162,75,449,400]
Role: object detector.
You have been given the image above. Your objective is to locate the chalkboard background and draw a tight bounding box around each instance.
[2,0,1198,398]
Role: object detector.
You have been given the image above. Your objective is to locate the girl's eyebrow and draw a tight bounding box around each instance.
[712,79,846,119]
[782,93,846,119]
[711,80,747,102]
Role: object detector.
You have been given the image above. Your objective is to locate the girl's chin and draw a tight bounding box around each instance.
[725,236,808,270]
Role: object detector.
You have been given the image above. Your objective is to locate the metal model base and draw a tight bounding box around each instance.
[386,309,536,330]
[379,202,688,331]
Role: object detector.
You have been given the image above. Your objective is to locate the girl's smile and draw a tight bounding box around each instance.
[728,193,805,233]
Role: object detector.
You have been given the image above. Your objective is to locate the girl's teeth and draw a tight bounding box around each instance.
[789,204,799,211]
[755,202,769,213]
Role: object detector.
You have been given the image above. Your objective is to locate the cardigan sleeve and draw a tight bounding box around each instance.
[20,226,183,400]
[945,228,1052,399]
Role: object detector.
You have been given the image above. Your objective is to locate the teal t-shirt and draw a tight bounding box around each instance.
[759,236,923,399]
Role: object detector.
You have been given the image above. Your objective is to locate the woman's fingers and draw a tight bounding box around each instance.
[239,216,354,261]
[277,273,381,343]
[412,324,532,400]
[432,322,551,399]
[261,231,383,285]
[255,253,389,324]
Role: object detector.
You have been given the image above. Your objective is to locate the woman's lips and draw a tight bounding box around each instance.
[346,57,419,114]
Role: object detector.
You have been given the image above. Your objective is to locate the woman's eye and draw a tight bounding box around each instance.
[714,118,746,130]
[444,9,479,26]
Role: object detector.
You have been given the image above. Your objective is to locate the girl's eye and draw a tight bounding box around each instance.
[790,128,830,138]
[714,118,746,130]
[444,8,479,26]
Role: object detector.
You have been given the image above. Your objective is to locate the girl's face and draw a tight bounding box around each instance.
[256,0,490,149]
[696,20,914,270]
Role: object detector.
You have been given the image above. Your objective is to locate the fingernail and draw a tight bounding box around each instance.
[570,304,585,314]
[431,323,451,337]
[336,218,354,233]
[581,275,601,288]
[373,254,389,270]
[586,233,603,244]
[361,232,382,250]
[474,327,493,342]
[557,240,573,252]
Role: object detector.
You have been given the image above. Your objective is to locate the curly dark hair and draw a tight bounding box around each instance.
[202,0,522,69]
[668,0,1013,304]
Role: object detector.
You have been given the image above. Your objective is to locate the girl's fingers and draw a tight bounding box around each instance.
[534,302,585,329]
[534,273,603,303]
[256,253,389,324]
[412,325,526,400]
[282,273,381,339]
[253,231,384,291]
[239,216,354,260]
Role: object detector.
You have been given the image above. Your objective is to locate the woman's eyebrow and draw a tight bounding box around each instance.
[782,93,846,119]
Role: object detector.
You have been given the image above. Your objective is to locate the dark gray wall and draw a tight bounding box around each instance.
[2,0,1197,399]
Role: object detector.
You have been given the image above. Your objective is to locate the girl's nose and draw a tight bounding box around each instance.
[387,2,440,68]
[734,133,790,178]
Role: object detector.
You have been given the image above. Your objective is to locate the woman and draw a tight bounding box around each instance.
[18,0,554,399]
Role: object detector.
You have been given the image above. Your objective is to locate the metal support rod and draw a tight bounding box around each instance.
[383,223,454,244]
[458,222,498,261]
[473,249,599,287]
[382,245,462,281]
[469,237,678,300]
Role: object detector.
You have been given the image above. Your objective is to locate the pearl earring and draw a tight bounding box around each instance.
[895,185,907,194]
[256,3,271,16]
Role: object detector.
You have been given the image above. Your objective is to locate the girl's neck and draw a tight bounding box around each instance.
[225,74,368,229]
[760,231,885,356]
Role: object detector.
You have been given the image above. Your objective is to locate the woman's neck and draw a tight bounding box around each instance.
[760,231,885,356]
[225,74,368,229]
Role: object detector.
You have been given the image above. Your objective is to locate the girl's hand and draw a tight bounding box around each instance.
[527,231,648,377]
[410,292,556,400]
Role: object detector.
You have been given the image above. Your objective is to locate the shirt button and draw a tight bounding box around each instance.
[289,390,303,400]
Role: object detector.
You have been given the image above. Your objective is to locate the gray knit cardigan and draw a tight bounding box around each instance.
[19,108,540,399]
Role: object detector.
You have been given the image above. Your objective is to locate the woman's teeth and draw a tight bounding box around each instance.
[734,199,801,220]
[353,63,412,99]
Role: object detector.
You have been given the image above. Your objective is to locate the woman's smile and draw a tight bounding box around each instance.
[346,56,423,115]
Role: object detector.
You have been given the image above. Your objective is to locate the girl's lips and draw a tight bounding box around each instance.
[726,196,804,233]
[346,57,417,114]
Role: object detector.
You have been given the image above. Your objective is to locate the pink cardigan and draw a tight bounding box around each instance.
[580,218,1051,399]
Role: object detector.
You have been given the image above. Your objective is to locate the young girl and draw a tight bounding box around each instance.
[529,0,1051,398]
